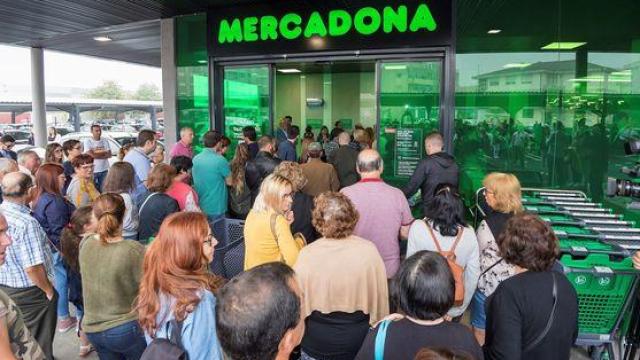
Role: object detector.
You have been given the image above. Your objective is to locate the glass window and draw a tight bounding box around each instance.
[223,66,271,158]
[379,61,442,188]
[176,14,210,154]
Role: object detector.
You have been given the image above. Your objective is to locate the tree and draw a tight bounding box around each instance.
[133,83,161,101]
[86,80,128,100]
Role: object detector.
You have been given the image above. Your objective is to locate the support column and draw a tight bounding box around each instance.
[161,18,177,156]
[149,106,157,131]
[10,111,15,124]
[31,47,47,147]
[71,104,81,132]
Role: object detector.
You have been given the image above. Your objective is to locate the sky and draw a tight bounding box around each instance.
[0,44,161,98]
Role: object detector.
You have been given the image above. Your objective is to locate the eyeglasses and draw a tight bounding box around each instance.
[203,233,215,247]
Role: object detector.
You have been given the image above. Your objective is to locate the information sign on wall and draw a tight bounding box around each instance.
[395,128,423,177]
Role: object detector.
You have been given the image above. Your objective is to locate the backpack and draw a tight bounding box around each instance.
[140,319,187,360]
[425,221,465,306]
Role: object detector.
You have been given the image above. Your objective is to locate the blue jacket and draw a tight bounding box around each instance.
[277,140,297,162]
[33,192,75,251]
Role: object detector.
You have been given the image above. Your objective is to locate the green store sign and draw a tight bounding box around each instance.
[217,4,438,44]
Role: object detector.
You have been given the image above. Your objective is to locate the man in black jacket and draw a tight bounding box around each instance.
[403,132,459,215]
[246,135,281,204]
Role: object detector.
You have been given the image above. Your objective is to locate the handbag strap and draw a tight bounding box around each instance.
[523,272,558,352]
[374,319,391,360]
[480,258,504,278]
[424,220,463,255]
[269,213,284,262]
[166,319,184,348]
[138,192,158,216]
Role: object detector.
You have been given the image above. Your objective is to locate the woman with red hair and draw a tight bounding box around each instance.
[137,212,224,359]
[32,163,78,333]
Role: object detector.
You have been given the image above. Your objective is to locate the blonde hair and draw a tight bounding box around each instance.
[273,161,307,192]
[252,174,292,214]
[482,172,523,214]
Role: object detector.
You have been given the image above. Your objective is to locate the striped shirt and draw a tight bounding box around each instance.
[0,201,54,288]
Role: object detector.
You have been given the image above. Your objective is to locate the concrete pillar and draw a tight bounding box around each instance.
[149,106,157,131]
[31,48,47,147]
[71,104,81,132]
[161,18,177,156]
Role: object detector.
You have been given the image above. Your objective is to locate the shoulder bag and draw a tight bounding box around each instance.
[424,220,465,306]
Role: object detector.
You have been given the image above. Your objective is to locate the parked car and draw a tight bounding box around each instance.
[4,130,33,145]
[105,131,138,147]
[14,145,45,160]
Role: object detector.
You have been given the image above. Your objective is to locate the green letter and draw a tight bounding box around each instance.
[354,7,381,36]
[409,4,437,32]
[243,17,259,42]
[328,9,352,36]
[304,11,328,38]
[260,15,278,40]
[279,13,303,40]
[383,5,408,33]
[218,19,243,43]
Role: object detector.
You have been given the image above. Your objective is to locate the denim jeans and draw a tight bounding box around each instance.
[93,170,108,192]
[52,252,71,319]
[86,320,147,360]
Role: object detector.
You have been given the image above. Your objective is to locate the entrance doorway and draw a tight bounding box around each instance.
[221,57,443,186]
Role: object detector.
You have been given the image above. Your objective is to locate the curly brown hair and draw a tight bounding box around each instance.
[273,161,307,191]
[311,192,359,239]
[497,213,559,271]
[147,163,176,193]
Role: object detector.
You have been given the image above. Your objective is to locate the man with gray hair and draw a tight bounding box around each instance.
[0,172,56,359]
[17,150,41,179]
[300,142,339,197]
[0,158,19,203]
[331,131,360,188]
[170,126,194,159]
[341,149,413,278]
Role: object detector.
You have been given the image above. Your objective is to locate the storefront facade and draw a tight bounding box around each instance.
[174,0,640,211]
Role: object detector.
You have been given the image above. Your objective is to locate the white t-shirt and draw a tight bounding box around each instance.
[83,138,110,173]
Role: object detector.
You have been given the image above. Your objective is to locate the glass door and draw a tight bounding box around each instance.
[377,60,442,187]
[222,65,271,158]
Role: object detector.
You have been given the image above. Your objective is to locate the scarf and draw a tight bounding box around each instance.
[76,178,100,206]
[485,210,512,241]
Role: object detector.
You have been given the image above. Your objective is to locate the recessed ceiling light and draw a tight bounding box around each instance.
[541,42,586,50]
[384,65,407,70]
[487,29,501,34]
[277,69,301,73]
[93,36,112,42]
[197,60,207,64]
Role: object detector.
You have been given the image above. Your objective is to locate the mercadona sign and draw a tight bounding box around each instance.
[217,4,437,44]
[208,1,452,58]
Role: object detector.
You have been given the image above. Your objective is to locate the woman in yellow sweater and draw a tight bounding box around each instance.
[244,174,305,269]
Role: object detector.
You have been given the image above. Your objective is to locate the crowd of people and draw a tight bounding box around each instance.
[0,117,613,360]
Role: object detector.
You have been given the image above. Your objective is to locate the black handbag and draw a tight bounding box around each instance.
[141,319,188,360]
